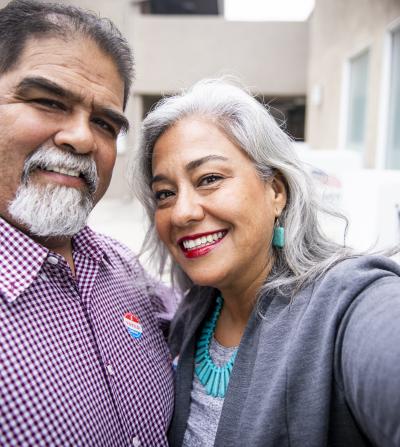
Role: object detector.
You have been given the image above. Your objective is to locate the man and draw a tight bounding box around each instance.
[0,1,174,446]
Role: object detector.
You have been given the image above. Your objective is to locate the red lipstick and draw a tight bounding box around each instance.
[178,230,227,259]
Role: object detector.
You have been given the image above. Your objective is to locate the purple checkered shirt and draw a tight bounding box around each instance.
[0,217,175,446]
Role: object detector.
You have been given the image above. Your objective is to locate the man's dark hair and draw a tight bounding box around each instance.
[0,0,134,108]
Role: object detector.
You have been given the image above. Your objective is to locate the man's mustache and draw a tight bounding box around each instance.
[22,147,99,194]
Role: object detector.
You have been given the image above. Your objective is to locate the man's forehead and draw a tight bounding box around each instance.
[11,35,124,105]
[20,34,100,61]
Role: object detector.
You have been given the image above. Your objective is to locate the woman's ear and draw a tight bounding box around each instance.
[270,175,287,216]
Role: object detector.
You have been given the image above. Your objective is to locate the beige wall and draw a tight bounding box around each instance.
[130,16,308,96]
[306,0,400,166]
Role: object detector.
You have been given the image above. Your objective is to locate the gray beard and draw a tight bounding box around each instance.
[7,145,98,238]
[8,182,94,238]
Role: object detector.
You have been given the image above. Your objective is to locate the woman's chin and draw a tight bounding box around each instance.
[183,270,225,289]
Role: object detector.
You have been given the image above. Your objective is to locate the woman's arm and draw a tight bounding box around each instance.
[339,276,400,446]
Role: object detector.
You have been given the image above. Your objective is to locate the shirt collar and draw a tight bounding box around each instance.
[0,217,49,303]
[0,219,111,303]
[72,225,112,266]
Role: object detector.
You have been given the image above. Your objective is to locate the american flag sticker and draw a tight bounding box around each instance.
[123,313,143,339]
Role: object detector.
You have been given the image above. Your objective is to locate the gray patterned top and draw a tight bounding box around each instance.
[182,337,238,447]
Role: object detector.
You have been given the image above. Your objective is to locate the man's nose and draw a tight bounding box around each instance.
[53,112,96,154]
[171,188,205,227]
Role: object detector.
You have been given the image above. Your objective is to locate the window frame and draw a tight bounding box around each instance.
[339,47,370,156]
[376,18,400,169]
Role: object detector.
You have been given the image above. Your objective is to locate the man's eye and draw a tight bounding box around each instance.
[154,190,174,202]
[92,117,117,136]
[198,174,223,186]
[32,98,66,110]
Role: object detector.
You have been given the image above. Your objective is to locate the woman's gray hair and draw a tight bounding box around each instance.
[130,78,353,298]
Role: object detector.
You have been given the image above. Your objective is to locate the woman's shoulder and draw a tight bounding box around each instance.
[168,286,215,356]
[318,254,400,288]
[298,254,400,315]
[176,285,216,317]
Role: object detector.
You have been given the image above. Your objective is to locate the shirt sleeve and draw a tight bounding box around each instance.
[136,260,181,338]
[338,276,400,446]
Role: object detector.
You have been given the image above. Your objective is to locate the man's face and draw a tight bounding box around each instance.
[0,35,127,237]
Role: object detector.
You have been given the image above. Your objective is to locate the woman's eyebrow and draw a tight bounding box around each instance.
[151,174,168,186]
[185,155,229,171]
[151,155,229,186]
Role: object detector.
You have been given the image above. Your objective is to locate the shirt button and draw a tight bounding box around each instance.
[47,256,58,265]
[106,363,114,376]
[131,436,141,447]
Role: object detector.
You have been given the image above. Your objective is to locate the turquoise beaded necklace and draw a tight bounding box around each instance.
[194,296,238,398]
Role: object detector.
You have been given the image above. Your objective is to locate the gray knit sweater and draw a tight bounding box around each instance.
[168,256,400,447]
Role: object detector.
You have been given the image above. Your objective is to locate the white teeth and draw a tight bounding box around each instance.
[43,165,80,177]
[182,231,226,250]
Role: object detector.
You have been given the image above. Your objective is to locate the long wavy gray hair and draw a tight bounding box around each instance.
[130,78,353,297]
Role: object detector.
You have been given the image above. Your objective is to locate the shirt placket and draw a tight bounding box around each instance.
[44,253,129,444]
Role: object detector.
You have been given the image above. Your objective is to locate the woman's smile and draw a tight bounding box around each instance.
[178,229,228,258]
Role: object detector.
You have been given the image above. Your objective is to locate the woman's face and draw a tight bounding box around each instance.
[151,117,286,296]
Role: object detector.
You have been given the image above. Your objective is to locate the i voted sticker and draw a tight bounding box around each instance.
[123,313,143,339]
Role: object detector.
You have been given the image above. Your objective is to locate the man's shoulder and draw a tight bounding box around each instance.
[88,229,146,279]
[95,231,137,261]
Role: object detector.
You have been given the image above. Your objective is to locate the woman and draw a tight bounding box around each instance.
[132,79,400,446]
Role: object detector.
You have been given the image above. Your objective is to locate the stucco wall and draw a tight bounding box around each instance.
[130,16,308,96]
[306,0,400,166]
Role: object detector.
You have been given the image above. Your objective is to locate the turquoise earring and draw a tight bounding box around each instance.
[272,218,285,248]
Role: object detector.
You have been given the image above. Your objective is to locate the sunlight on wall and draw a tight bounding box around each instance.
[224,0,315,21]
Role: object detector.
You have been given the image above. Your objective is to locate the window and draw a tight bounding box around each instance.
[386,27,400,169]
[138,0,221,15]
[256,96,306,141]
[346,50,370,151]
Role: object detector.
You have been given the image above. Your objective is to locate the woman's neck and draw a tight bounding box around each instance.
[214,281,261,348]
[213,254,274,347]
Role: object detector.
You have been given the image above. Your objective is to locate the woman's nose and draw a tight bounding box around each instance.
[170,189,205,227]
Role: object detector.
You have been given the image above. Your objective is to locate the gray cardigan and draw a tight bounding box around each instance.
[168,256,400,447]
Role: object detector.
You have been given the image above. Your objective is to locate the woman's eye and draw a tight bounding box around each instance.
[199,174,223,186]
[154,190,174,202]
